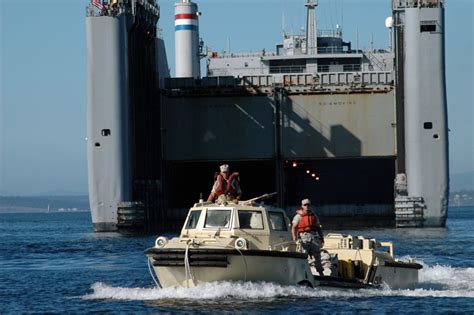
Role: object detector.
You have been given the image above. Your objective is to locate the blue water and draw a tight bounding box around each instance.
[1,207,473,313]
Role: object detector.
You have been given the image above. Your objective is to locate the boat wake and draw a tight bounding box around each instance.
[83,264,474,301]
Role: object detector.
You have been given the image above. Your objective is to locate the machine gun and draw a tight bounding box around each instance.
[241,192,277,205]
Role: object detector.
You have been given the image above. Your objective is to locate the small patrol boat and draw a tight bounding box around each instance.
[145,193,422,289]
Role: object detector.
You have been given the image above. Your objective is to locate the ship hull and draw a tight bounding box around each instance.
[85,1,449,231]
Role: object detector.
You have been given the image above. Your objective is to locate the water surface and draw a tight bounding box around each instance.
[1,207,473,313]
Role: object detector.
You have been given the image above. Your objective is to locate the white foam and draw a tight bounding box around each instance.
[82,281,316,301]
[419,263,474,291]
[83,264,474,301]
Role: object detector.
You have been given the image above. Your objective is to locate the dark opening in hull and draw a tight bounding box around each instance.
[158,157,395,231]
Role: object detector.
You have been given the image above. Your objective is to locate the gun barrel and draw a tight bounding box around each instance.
[242,192,277,204]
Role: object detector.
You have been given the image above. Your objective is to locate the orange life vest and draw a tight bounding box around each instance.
[297,210,316,233]
[214,172,240,198]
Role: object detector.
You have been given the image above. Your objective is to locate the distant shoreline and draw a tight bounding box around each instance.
[0,207,90,214]
[0,205,471,215]
[0,195,90,214]
[0,192,472,213]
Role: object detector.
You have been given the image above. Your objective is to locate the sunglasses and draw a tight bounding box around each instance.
[303,204,310,206]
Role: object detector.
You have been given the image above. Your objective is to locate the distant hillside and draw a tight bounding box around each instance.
[0,196,89,213]
[451,171,474,191]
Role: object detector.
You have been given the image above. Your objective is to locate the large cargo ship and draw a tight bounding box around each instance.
[85,0,449,232]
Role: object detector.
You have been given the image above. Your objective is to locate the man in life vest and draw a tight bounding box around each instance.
[291,198,325,276]
[207,164,242,202]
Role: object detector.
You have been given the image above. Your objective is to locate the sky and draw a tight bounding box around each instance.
[0,0,473,196]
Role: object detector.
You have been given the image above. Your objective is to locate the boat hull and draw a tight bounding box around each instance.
[373,262,421,289]
[145,248,314,288]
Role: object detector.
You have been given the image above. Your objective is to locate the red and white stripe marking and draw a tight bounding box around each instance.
[175,13,198,27]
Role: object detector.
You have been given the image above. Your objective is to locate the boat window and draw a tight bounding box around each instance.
[269,211,287,231]
[204,210,231,228]
[238,211,264,230]
[185,210,201,229]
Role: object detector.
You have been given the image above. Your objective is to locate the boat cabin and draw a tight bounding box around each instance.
[179,201,294,251]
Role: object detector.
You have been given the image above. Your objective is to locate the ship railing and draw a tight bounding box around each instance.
[208,67,265,77]
[208,65,306,76]
[316,71,393,87]
[164,76,237,89]
[211,49,354,59]
[86,0,159,19]
[209,47,353,59]
[316,46,345,54]
[317,29,343,38]
[317,64,363,73]
[269,66,307,74]
[279,71,393,87]
[392,0,443,10]
[209,64,391,78]
[209,52,272,59]
[86,0,130,17]
[211,64,372,75]
[303,45,346,54]
[164,70,393,91]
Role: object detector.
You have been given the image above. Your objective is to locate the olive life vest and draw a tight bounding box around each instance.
[214,172,240,198]
[297,210,317,233]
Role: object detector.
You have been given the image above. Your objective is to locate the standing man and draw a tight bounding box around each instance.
[291,198,324,276]
[207,164,242,202]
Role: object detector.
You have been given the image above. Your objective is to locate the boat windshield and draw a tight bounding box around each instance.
[185,210,202,229]
[238,210,264,229]
[268,211,287,231]
[204,209,231,228]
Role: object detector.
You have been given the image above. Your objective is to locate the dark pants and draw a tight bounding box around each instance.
[300,231,323,273]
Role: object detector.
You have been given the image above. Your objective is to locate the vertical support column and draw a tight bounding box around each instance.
[394,11,406,175]
[403,6,449,227]
[274,87,285,208]
[86,15,132,232]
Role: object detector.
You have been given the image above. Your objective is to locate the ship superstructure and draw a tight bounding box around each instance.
[86,0,448,232]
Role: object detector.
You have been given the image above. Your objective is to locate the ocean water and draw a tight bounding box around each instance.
[1,207,473,313]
